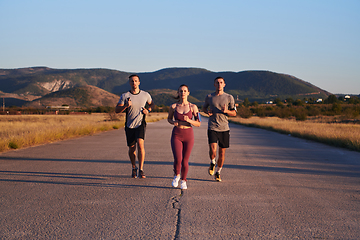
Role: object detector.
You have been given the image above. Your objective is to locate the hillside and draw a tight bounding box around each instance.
[24,85,120,108]
[0,67,331,107]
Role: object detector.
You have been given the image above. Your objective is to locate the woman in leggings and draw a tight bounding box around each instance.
[168,84,201,189]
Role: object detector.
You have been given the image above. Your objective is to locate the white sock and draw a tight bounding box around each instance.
[216,167,222,173]
[211,158,216,164]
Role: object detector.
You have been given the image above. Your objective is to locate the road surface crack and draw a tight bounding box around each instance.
[171,193,183,240]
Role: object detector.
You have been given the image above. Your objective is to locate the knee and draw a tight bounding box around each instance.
[129,145,136,154]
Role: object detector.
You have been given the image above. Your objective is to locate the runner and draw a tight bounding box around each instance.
[116,74,154,178]
[168,84,201,189]
[202,77,237,182]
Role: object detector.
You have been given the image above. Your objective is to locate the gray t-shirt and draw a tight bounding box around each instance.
[203,92,236,131]
[118,90,152,129]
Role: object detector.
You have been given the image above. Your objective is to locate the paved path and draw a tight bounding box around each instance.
[1,118,360,239]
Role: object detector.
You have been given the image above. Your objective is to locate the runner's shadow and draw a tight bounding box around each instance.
[0,177,172,189]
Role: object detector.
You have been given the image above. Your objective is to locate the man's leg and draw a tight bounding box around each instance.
[128,144,137,168]
[128,144,138,178]
[209,142,217,161]
[137,138,145,170]
[137,138,146,178]
[208,143,217,175]
[217,147,226,169]
[214,147,226,182]
[215,130,229,182]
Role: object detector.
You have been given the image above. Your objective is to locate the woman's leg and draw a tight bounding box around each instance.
[180,129,194,181]
[171,130,183,176]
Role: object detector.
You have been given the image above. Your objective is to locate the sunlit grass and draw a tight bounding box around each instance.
[230,116,360,151]
[0,113,167,152]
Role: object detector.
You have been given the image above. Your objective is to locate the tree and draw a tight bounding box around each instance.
[243,98,250,107]
[286,97,294,104]
[293,99,304,106]
[274,98,283,106]
[326,95,338,104]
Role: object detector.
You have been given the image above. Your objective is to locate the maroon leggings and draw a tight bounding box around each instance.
[171,127,194,181]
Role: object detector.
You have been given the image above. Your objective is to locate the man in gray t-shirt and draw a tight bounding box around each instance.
[202,77,237,182]
[116,74,154,179]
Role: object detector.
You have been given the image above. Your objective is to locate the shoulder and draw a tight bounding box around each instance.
[141,90,151,95]
[205,93,214,99]
[170,103,177,109]
[119,91,130,101]
[121,91,130,97]
[190,103,199,112]
[224,92,234,99]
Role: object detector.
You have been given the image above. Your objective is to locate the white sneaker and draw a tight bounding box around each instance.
[180,180,187,190]
[172,175,180,187]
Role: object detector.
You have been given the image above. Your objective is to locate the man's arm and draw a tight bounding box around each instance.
[142,101,154,115]
[148,101,155,112]
[202,96,212,116]
[115,103,127,113]
[224,95,237,117]
[116,97,131,113]
[224,108,237,117]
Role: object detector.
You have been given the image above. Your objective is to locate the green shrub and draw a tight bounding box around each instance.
[8,141,19,149]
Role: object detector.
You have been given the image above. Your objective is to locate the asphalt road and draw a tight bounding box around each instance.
[1,118,360,239]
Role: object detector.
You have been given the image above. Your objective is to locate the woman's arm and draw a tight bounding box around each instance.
[167,104,179,126]
[184,104,201,127]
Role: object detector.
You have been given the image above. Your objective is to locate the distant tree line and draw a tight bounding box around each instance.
[2,95,359,122]
[237,95,360,121]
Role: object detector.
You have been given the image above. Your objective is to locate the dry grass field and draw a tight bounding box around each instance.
[230,116,360,151]
[0,112,168,153]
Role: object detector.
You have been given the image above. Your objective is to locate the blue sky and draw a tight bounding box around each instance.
[1,0,359,94]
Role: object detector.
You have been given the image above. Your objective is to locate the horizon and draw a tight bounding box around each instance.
[1,0,359,94]
[1,66,358,96]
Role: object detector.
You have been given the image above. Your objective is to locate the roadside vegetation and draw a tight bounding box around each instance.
[1,94,359,152]
[0,112,167,153]
[232,95,360,151]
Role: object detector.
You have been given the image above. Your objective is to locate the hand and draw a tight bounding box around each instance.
[126,98,132,108]
[174,120,179,126]
[221,104,228,114]
[142,108,149,115]
[207,109,213,116]
[183,115,190,122]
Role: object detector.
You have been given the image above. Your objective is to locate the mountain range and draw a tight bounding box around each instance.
[0,67,331,108]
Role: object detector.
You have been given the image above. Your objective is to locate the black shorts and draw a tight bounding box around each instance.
[208,129,230,148]
[125,124,146,147]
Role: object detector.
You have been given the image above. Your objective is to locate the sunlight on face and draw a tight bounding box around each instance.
[129,76,140,88]
[178,86,189,98]
[214,78,226,91]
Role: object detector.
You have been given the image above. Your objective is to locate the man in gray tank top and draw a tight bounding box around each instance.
[202,77,237,182]
[116,75,154,179]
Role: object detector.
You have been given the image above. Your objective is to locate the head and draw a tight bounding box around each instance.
[174,84,190,100]
[129,74,140,90]
[214,77,226,92]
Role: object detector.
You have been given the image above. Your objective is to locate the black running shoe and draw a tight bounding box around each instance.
[139,169,146,179]
[208,162,215,176]
[215,172,222,182]
[132,167,138,178]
